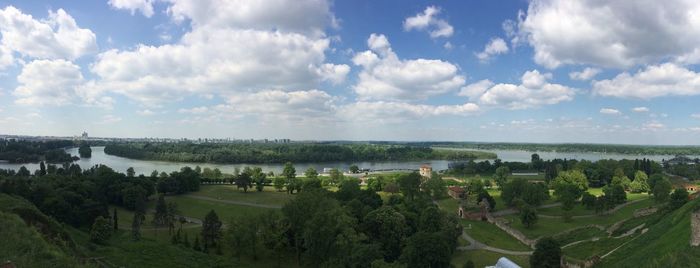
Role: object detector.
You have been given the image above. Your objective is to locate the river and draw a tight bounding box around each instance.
[0,146,693,176]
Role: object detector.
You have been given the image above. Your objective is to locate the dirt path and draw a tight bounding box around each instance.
[183,194,283,209]
[537,198,649,219]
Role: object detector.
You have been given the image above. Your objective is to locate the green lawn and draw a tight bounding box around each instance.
[162,195,278,223]
[461,220,531,251]
[502,198,655,239]
[436,197,461,214]
[451,249,530,268]
[191,185,294,206]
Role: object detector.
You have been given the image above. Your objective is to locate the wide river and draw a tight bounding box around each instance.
[0,146,693,176]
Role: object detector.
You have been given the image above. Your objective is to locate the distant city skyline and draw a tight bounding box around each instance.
[2,1,700,145]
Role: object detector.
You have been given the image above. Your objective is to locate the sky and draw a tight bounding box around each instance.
[1,0,700,144]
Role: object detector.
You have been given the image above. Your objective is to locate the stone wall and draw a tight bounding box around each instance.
[691,211,700,246]
[486,214,536,248]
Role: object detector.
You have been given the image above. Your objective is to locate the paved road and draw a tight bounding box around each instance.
[183,194,283,209]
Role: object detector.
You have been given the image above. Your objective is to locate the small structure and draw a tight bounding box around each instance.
[448,186,465,199]
[486,257,521,268]
[683,183,698,193]
[81,131,88,139]
[419,164,432,178]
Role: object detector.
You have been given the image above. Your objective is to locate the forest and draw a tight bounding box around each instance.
[0,139,76,163]
[425,141,700,155]
[103,142,496,163]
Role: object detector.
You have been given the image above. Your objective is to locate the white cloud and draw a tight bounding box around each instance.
[642,121,665,130]
[165,0,338,36]
[403,6,453,38]
[0,6,97,61]
[600,108,621,115]
[476,38,509,62]
[517,0,700,68]
[592,63,700,99]
[108,0,155,17]
[460,70,576,109]
[569,67,601,81]
[90,0,347,104]
[352,34,465,101]
[443,42,453,50]
[692,114,700,119]
[338,101,479,122]
[632,107,649,113]
[13,59,83,106]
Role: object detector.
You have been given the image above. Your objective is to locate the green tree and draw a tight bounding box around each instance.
[349,165,360,174]
[398,172,422,201]
[90,216,112,244]
[463,260,475,268]
[581,192,596,209]
[630,170,650,193]
[531,237,561,268]
[251,167,266,192]
[113,208,118,231]
[669,188,689,210]
[494,166,510,188]
[423,176,446,199]
[202,210,222,249]
[126,167,135,177]
[304,167,319,179]
[235,171,252,192]
[648,174,664,191]
[152,194,168,233]
[362,206,407,261]
[122,185,146,210]
[193,235,201,251]
[520,205,538,228]
[131,209,145,241]
[39,161,46,176]
[329,168,344,185]
[79,144,92,158]
[282,162,296,179]
[400,231,452,268]
[611,175,632,191]
[652,178,672,203]
[553,170,589,192]
[273,176,286,192]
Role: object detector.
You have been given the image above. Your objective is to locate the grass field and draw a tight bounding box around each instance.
[563,235,635,260]
[502,198,655,239]
[163,195,278,223]
[554,226,606,246]
[191,185,294,206]
[462,219,531,251]
[451,249,530,268]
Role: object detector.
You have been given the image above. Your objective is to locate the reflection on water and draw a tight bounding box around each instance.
[0,146,692,176]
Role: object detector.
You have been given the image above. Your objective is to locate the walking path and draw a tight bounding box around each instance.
[183,194,283,209]
[457,232,533,255]
[537,198,649,219]
[491,202,561,217]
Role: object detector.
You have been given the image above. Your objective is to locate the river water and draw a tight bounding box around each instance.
[0,146,692,176]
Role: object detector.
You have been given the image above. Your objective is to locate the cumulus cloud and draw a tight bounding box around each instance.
[632,107,649,113]
[592,63,700,99]
[90,0,347,104]
[600,108,622,115]
[476,38,509,62]
[99,115,123,124]
[13,59,83,106]
[352,34,465,101]
[460,70,576,109]
[0,6,97,62]
[108,0,155,17]
[165,0,338,36]
[517,0,700,68]
[692,114,700,119]
[338,101,479,122]
[403,6,453,38]
[569,67,601,81]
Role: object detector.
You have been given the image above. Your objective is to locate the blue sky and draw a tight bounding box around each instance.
[1,0,700,144]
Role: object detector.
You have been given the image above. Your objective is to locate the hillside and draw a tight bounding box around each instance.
[0,194,85,267]
[598,198,700,267]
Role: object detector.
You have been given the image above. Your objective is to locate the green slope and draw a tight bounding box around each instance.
[598,198,700,267]
[0,194,85,267]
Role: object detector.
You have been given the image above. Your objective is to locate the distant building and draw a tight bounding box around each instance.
[486,257,521,268]
[448,186,465,199]
[81,131,88,139]
[419,164,432,178]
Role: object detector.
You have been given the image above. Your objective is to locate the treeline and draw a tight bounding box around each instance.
[449,155,662,187]
[0,139,76,163]
[429,142,700,155]
[103,142,495,163]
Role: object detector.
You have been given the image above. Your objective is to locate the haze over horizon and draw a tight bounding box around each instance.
[2,0,700,145]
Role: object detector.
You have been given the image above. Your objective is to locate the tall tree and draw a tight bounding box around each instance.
[90,216,112,244]
[39,161,46,176]
[530,237,561,268]
[520,205,538,228]
[304,167,319,179]
[126,167,136,178]
[652,178,672,203]
[494,166,510,188]
[397,172,422,201]
[202,210,223,250]
[113,208,118,231]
